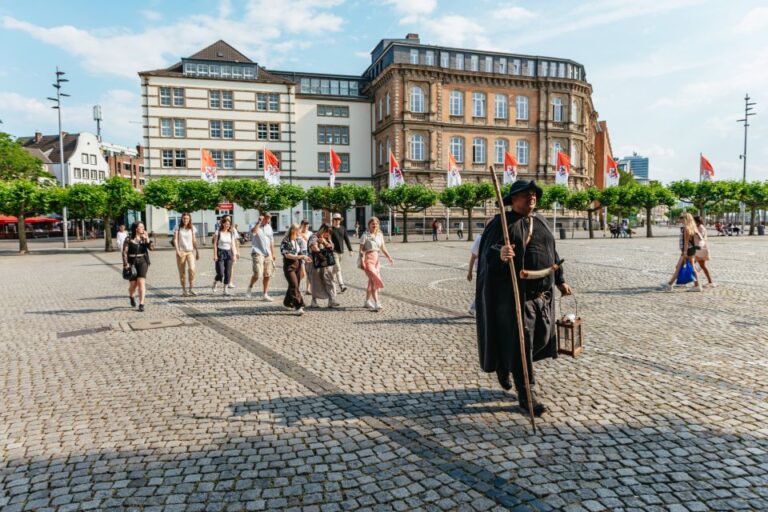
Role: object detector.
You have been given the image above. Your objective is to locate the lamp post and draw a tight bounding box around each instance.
[47,67,70,248]
[737,93,756,234]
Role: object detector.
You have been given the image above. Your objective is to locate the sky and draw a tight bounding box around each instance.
[1,0,767,184]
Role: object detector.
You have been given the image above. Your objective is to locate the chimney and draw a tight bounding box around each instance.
[136,145,144,158]
[34,131,43,143]
[405,33,420,41]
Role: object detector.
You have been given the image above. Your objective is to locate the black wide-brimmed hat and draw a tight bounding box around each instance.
[503,180,543,205]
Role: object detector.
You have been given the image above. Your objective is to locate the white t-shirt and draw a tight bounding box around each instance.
[116,231,128,249]
[470,235,482,270]
[176,227,195,252]
[217,231,234,251]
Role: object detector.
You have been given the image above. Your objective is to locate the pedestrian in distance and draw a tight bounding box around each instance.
[330,213,354,293]
[212,217,239,295]
[476,180,573,417]
[457,221,465,240]
[431,218,438,241]
[122,221,155,312]
[228,221,241,289]
[246,212,275,301]
[298,220,312,296]
[174,212,199,296]
[663,213,703,292]
[354,220,361,239]
[280,224,311,315]
[694,215,714,288]
[308,224,340,309]
[115,224,128,251]
[359,216,393,312]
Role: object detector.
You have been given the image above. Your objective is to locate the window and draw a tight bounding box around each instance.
[426,51,435,66]
[74,168,81,179]
[516,140,529,165]
[494,94,508,119]
[91,170,97,180]
[257,93,279,112]
[449,91,463,116]
[210,64,220,77]
[221,65,231,78]
[317,125,350,145]
[552,142,562,165]
[210,90,221,109]
[385,92,391,116]
[571,99,578,123]
[210,121,222,138]
[495,139,508,164]
[456,54,464,70]
[516,96,529,120]
[550,62,557,77]
[410,86,425,113]
[257,93,267,111]
[222,91,233,109]
[340,81,348,95]
[211,150,222,168]
[378,98,383,121]
[172,88,184,107]
[321,80,330,95]
[553,97,564,122]
[512,59,520,75]
[472,92,486,118]
[257,123,268,140]
[90,155,96,165]
[440,52,449,68]
[233,66,243,79]
[160,118,172,137]
[450,137,464,163]
[386,138,391,161]
[558,62,565,78]
[485,56,493,73]
[300,78,310,93]
[159,87,171,106]
[470,55,479,71]
[317,105,349,117]
[473,138,486,163]
[197,63,208,77]
[268,94,279,112]
[223,151,234,169]
[540,61,548,77]
[222,121,234,139]
[81,154,88,164]
[318,152,350,173]
[571,143,579,167]
[162,149,173,167]
[378,142,383,166]
[269,124,280,141]
[98,171,105,180]
[175,149,186,168]
[409,134,425,161]
[330,80,339,95]
[499,58,507,74]
[174,119,186,137]
[123,162,131,171]
[410,49,419,64]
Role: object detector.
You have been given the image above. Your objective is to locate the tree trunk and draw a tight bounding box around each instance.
[646,206,653,238]
[466,208,474,241]
[17,216,28,254]
[401,210,408,242]
[749,207,756,235]
[587,209,594,239]
[104,215,113,252]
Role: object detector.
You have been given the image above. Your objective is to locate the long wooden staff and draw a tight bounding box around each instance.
[488,165,536,432]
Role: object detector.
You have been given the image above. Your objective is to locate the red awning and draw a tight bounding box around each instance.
[0,216,59,225]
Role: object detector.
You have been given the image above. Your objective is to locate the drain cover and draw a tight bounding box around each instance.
[129,318,185,331]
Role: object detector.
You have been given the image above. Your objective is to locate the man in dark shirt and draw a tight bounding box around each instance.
[330,213,354,293]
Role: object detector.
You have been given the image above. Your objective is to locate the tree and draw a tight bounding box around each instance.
[538,184,569,210]
[225,179,305,216]
[0,132,54,181]
[306,184,375,220]
[100,177,144,251]
[143,176,180,210]
[0,179,51,253]
[629,183,676,237]
[378,184,438,242]
[439,182,493,241]
[564,187,602,238]
[736,181,768,235]
[65,183,107,241]
[668,180,721,217]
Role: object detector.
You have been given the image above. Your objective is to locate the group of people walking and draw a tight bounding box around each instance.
[664,213,715,291]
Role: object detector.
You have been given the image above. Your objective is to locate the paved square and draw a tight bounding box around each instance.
[1,232,767,511]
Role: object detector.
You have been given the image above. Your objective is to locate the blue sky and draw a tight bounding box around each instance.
[1,0,767,183]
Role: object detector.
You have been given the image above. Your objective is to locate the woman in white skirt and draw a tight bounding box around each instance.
[694,215,714,287]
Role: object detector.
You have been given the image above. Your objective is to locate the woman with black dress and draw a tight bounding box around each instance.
[122,221,155,312]
[280,224,311,315]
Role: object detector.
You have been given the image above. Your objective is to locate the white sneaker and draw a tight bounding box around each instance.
[245,288,252,299]
[661,283,673,292]
[228,283,235,289]
[211,282,218,293]
[263,293,274,302]
[329,301,341,308]
[296,307,305,316]
[309,299,320,308]
[373,302,383,311]
[223,286,230,296]
[364,300,374,310]
[707,283,716,288]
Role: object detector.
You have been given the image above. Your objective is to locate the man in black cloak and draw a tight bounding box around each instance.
[475,180,573,416]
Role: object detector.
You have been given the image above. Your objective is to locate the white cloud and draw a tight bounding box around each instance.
[140,10,162,21]
[614,144,676,159]
[383,0,436,18]
[496,6,537,21]
[735,6,768,33]
[417,15,490,49]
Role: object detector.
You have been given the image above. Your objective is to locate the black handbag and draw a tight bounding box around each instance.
[122,265,137,280]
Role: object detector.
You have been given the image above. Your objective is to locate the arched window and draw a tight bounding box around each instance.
[553,97,564,122]
[378,98,383,121]
[571,143,579,167]
[410,86,425,113]
[386,137,391,162]
[516,96,529,120]
[552,142,562,165]
[409,134,425,161]
[494,139,508,164]
[449,91,463,116]
[473,137,486,164]
[386,92,391,116]
[494,94,508,119]
[516,139,529,165]
[450,137,464,163]
[570,98,578,123]
[378,142,383,166]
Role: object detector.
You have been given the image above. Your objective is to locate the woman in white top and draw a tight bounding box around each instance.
[212,217,239,295]
[359,216,393,311]
[299,220,313,295]
[694,215,714,287]
[174,212,198,296]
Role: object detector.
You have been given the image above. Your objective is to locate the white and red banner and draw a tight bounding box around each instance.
[264,149,280,185]
[555,151,571,186]
[329,148,341,187]
[606,154,619,187]
[700,154,715,181]
[201,149,218,183]
[389,150,404,188]
[503,152,518,185]
[447,153,462,188]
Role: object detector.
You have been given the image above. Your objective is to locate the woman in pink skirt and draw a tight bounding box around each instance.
[359,217,393,312]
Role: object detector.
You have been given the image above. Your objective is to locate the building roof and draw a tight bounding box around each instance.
[22,147,53,164]
[19,133,80,164]
[188,40,253,63]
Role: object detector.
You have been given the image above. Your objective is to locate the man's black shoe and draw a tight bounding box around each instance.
[518,395,547,417]
[496,369,512,391]
[340,286,348,293]
[138,304,145,313]
[130,296,136,307]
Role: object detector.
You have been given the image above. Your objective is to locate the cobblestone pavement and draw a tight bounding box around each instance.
[1,234,767,511]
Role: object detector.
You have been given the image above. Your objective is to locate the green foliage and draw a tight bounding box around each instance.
[226,180,305,213]
[103,176,144,219]
[378,184,438,242]
[538,185,569,210]
[176,179,220,213]
[0,132,54,181]
[268,183,306,211]
[306,184,374,213]
[439,182,494,241]
[64,183,107,219]
[627,183,676,237]
[618,169,636,187]
[668,206,698,220]
[0,179,52,253]
[142,176,180,210]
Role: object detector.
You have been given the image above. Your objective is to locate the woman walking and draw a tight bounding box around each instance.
[308,224,340,308]
[299,220,313,295]
[360,217,393,311]
[174,212,198,296]
[664,213,702,292]
[122,221,154,312]
[212,217,239,295]
[281,224,311,315]
[694,215,714,287]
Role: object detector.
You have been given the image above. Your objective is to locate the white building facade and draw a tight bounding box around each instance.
[20,131,110,186]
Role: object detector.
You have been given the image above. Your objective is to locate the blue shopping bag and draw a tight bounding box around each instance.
[676,260,695,285]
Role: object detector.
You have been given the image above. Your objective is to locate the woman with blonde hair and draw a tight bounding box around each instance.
[308,224,339,308]
[173,212,198,296]
[359,216,393,311]
[694,215,714,287]
[280,224,312,315]
[664,213,702,292]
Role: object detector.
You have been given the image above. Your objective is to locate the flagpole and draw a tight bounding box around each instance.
[699,152,702,183]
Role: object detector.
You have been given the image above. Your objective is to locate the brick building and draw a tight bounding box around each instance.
[100,142,146,190]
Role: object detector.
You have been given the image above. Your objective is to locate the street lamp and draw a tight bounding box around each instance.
[47,67,70,248]
[737,93,756,233]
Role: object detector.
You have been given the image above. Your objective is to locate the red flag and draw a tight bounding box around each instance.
[503,152,518,185]
[447,152,462,187]
[200,149,218,183]
[556,151,570,185]
[329,148,341,187]
[389,151,404,187]
[264,149,280,185]
[700,154,715,180]
[606,155,619,186]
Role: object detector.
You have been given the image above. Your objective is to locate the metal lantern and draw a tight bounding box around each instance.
[556,295,583,357]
